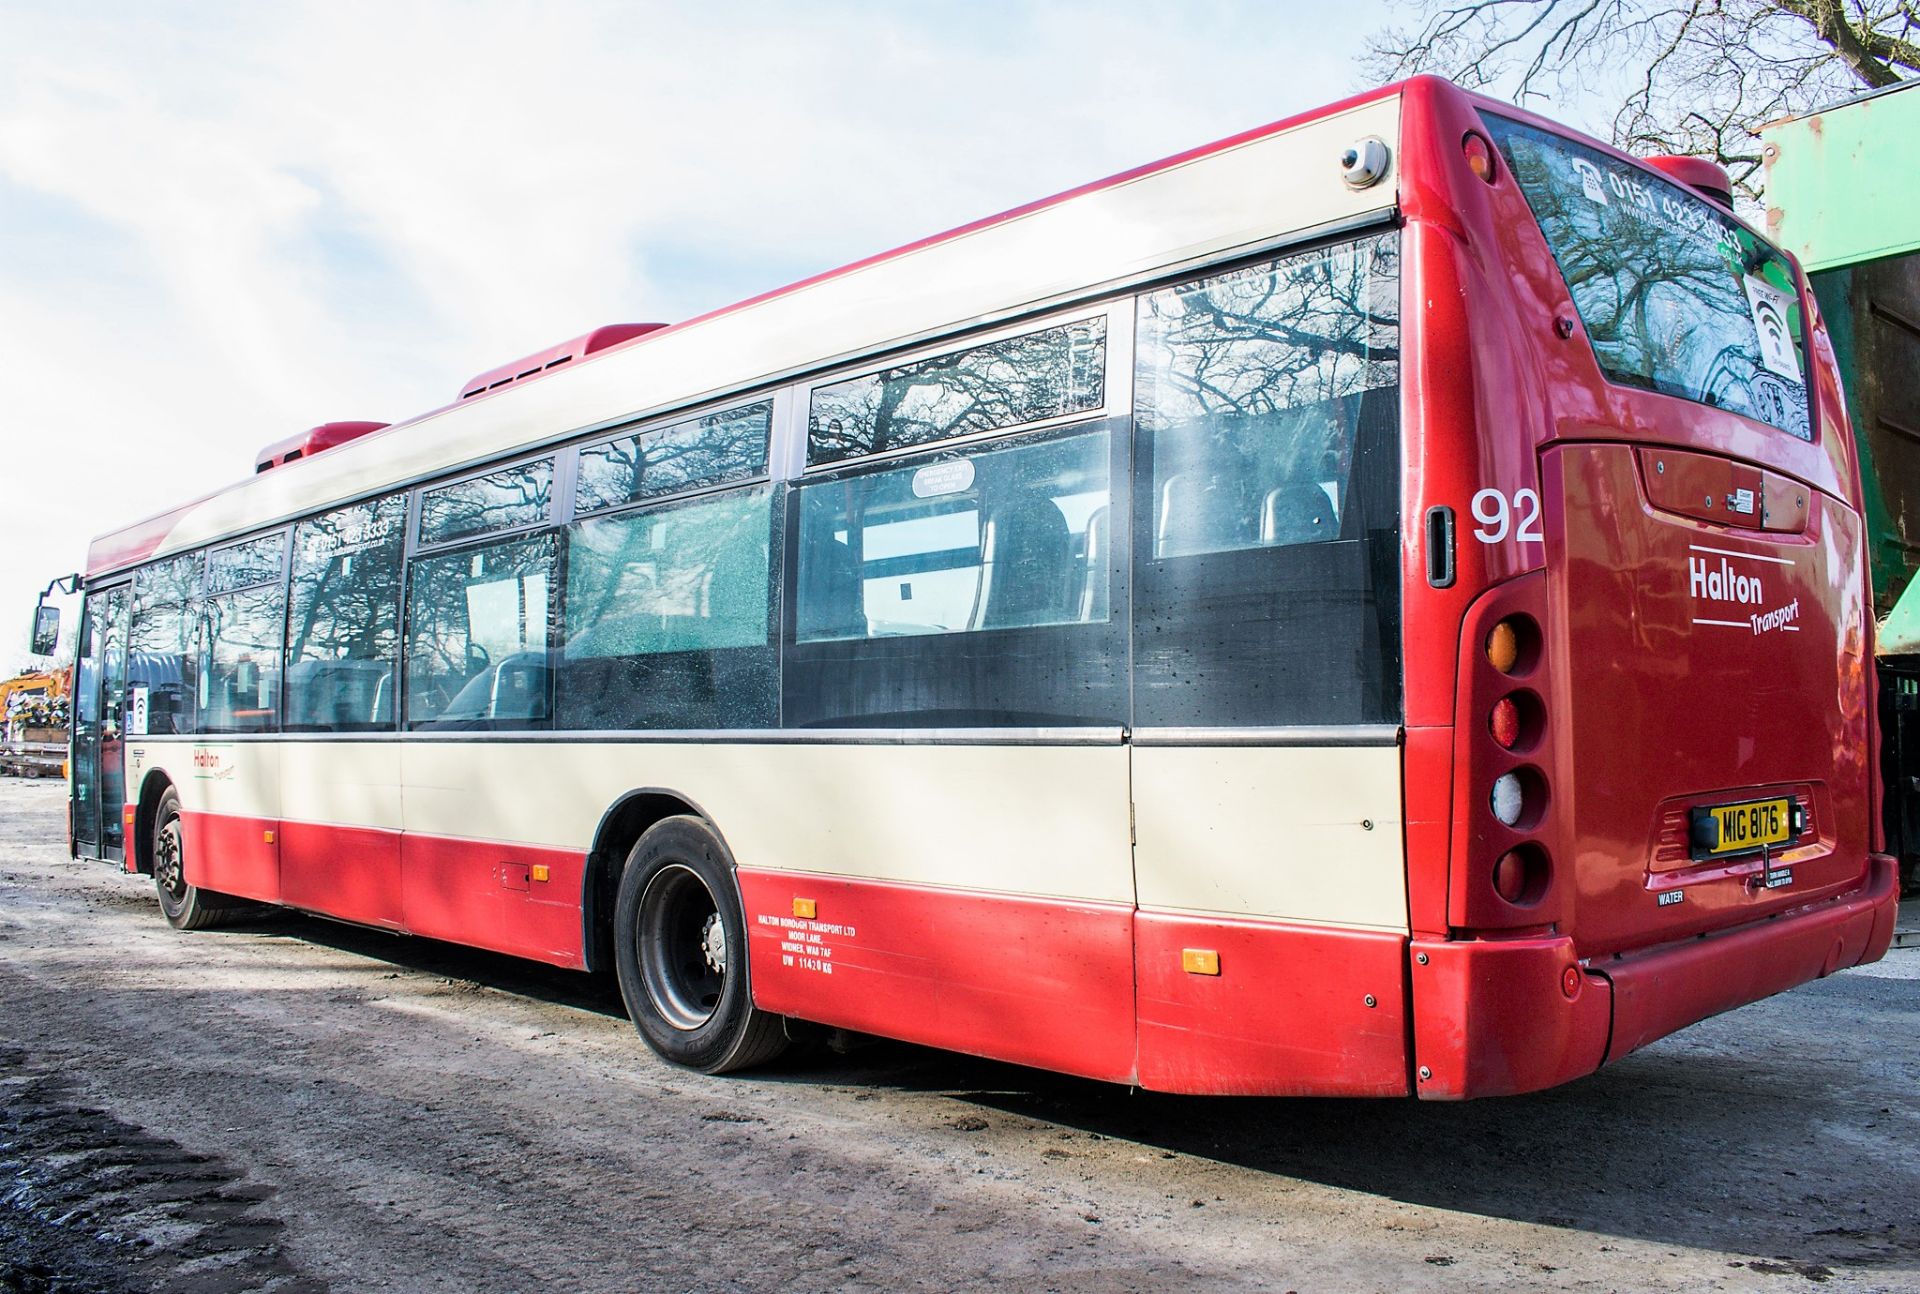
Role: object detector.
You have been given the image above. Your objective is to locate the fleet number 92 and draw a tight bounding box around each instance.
[1471,488,1544,544]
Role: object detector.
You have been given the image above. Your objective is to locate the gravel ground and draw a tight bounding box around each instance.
[0,776,1916,1293]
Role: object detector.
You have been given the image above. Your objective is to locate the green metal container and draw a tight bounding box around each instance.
[1763,80,1920,889]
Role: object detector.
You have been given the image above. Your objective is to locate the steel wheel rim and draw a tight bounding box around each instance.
[639,863,727,1031]
[154,816,186,901]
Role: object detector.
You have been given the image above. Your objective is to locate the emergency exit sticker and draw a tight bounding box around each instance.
[1743,276,1801,380]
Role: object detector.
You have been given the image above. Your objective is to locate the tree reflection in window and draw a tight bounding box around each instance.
[405,535,555,729]
[808,317,1105,466]
[1135,234,1400,559]
[1486,114,1810,441]
[419,459,553,545]
[206,532,284,594]
[576,401,771,513]
[202,583,284,733]
[128,553,202,735]
[285,497,406,731]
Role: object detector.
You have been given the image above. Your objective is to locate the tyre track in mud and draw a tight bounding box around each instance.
[0,1045,317,1293]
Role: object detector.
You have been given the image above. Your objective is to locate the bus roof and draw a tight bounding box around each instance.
[88,81,1417,579]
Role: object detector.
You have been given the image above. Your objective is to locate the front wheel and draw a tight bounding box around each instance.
[150,787,241,931]
[613,816,788,1074]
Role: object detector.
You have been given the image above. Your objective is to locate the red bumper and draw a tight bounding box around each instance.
[1411,853,1899,1099]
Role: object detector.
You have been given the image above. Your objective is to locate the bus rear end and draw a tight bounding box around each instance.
[1396,79,1899,1098]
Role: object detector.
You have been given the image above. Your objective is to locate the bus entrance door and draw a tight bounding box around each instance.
[71,586,130,863]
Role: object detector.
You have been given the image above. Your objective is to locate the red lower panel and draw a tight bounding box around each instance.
[1410,933,1611,1100]
[180,811,280,904]
[1134,914,1410,1097]
[1602,852,1897,1064]
[281,820,404,930]
[401,834,586,969]
[737,870,1137,1084]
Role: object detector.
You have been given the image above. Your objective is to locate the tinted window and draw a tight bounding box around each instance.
[1485,114,1811,440]
[201,583,284,733]
[808,317,1106,466]
[128,553,202,735]
[405,534,555,729]
[420,459,553,545]
[558,487,779,730]
[576,400,771,513]
[286,497,406,732]
[1132,234,1402,728]
[207,533,284,594]
[785,425,1123,728]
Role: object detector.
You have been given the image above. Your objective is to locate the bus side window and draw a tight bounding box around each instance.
[783,424,1124,729]
[1132,233,1403,729]
[128,552,204,735]
[404,534,556,730]
[556,485,779,731]
[286,496,406,733]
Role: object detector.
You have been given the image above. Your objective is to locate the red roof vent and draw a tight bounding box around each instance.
[254,421,391,474]
[1644,156,1735,211]
[457,322,669,401]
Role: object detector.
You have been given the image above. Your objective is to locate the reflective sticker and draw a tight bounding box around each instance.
[1573,157,1609,205]
[911,460,975,498]
[1743,276,1802,379]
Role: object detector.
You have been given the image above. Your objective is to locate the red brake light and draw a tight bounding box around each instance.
[1490,696,1521,749]
[1493,850,1527,901]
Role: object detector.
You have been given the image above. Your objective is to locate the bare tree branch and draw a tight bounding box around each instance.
[1363,0,1914,202]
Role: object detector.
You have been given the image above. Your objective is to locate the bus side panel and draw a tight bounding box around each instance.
[172,741,280,903]
[180,811,280,904]
[738,870,1138,1085]
[400,833,587,968]
[280,741,405,930]
[279,822,403,930]
[1133,916,1408,1097]
[1130,746,1407,928]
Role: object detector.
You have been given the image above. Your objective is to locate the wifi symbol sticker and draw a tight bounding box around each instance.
[1743,276,1802,380]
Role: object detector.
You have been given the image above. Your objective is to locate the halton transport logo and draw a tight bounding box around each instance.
[190,746,237,780]
[1688,543,1801,636]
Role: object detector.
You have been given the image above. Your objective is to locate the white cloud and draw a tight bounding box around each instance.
[0,0,1386,672]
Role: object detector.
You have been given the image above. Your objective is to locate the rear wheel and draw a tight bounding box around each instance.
[150,787,242,931]
[613,815,788,1074]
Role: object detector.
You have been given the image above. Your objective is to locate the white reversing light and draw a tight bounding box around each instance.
[1491,773,1525,827]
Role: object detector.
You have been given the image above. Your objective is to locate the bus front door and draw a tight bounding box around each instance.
[70,586,130,863]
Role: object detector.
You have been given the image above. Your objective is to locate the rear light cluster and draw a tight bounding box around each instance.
[1462,130,1498,184]
[1482,614,1551,909]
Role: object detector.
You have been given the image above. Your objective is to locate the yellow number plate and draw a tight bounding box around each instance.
[1701,797,1793,856]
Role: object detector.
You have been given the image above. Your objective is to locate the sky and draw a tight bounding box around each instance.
[0,0,1416,675]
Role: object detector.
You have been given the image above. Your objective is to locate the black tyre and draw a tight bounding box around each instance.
[613,815,788,1074]
[150,787,242,931]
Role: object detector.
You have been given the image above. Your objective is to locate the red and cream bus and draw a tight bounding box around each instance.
[50,76,1897,1097]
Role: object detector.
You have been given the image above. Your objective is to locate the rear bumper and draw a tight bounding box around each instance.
[1410,853,1899,1099]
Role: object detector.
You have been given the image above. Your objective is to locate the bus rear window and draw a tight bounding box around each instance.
[1484,114,1812,441]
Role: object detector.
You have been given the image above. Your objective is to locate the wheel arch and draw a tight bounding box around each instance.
[129,769,176,876]
[582,788,726,974]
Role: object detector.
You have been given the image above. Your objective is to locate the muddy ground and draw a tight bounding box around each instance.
[0,778,1915,1293]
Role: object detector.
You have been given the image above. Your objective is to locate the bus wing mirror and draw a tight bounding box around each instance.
[30,573,79,657]
[30,603,60,656]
